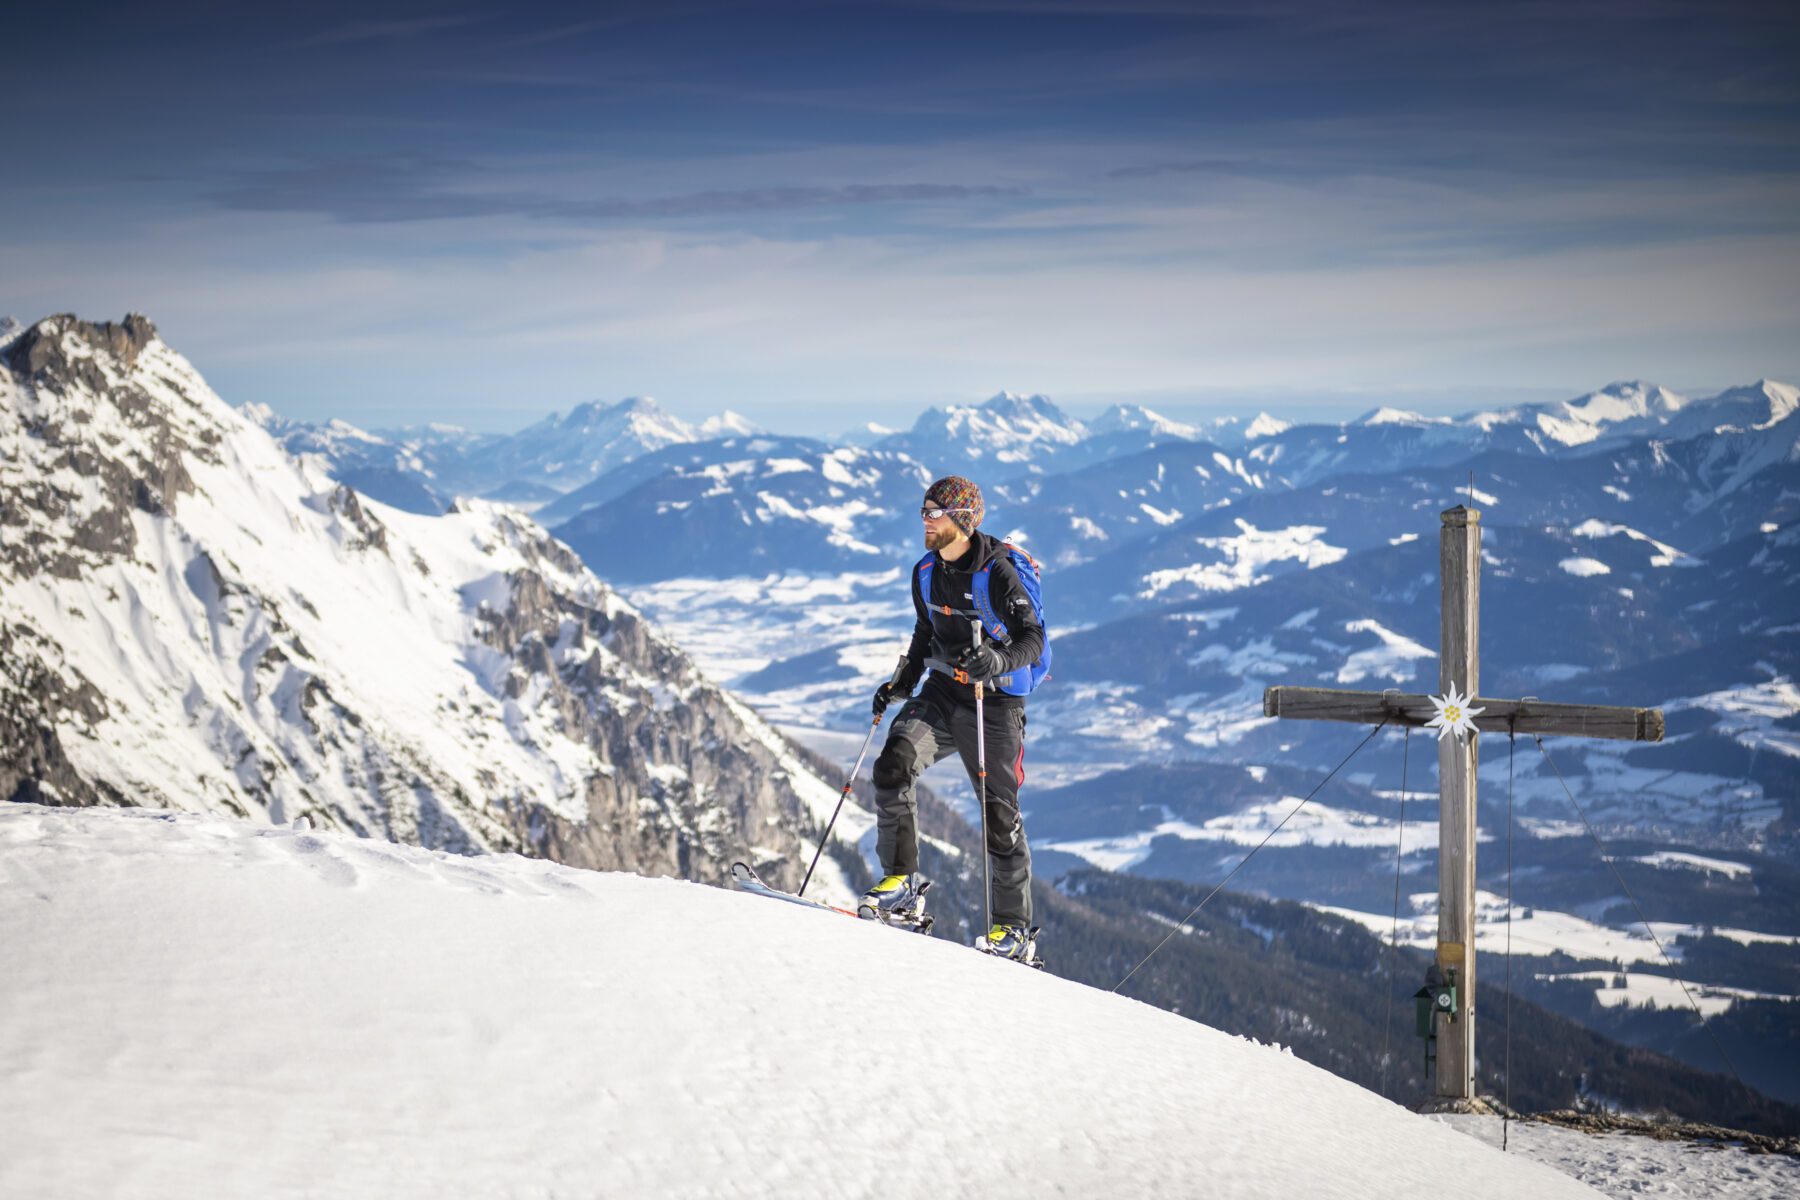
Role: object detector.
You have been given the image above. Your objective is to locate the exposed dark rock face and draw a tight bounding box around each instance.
[6,313,157,383]
[0,623,121,807]
[1,314,211,580]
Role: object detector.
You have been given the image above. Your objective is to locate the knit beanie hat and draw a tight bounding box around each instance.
[923,475,983,537]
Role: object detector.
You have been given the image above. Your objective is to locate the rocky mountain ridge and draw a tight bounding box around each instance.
[0,314,854,894]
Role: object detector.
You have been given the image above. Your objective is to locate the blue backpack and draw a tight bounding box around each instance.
[917,542,1052,697]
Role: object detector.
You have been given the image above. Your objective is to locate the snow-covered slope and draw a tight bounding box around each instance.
[0,803,1609,1200]
[0,315,855,894]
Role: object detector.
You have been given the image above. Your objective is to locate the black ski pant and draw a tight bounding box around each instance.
[871,682,1031,926]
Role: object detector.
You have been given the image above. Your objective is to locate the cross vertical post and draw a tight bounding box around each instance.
[1263,504,1663,1109]
[1436,505,1480,1102]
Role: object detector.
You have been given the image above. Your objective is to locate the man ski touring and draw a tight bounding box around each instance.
[863,475,1049,960]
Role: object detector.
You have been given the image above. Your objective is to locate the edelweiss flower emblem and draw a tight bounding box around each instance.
[1424,683,1485,741]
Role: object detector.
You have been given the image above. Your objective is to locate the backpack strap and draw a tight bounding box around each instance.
[918,550,993,624]
[919,549,1010,683]
[969,565,1011,644]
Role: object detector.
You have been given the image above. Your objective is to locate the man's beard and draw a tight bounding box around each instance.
[925,525,958,551]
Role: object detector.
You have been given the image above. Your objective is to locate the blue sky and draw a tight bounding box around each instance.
[4,1,1797,432]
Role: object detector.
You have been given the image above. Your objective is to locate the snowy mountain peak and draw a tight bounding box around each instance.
[1709,378,1799,431]
[880,390,1088,470]
[1475,381,1690,447]
[698,409,761,438]
[967,390,1081,429]
[838,419,900,446]
[1355,406,1450,427]
[464,396,701,493]
[549,395,683,434]
[324,417,382,441]
[1310,381,1704,451]
[1243,411,1292,440]
[2,312,222,568]
[1089,403,1200,439]
[962,392,1083,438]
[8,312,160,379]
[1554,379,1687,427]
[0,314,23,350]
[237,400,281,430]
[1590,379,1688,414]
[980,389,1064,418]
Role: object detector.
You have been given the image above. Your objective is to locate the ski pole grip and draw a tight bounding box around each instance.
[871,654,911,726]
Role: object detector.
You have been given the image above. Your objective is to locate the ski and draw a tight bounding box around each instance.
[729,862,934,934]
[730,861,861,916]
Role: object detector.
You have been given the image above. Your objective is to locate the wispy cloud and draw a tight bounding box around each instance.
[11,186,1793,422]
[1106,159,1256,180]
[209,156,1025,224]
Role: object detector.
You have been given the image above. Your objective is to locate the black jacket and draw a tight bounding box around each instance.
[897,531,1044,708]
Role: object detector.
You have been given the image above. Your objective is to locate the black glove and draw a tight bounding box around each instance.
[873,680,905,717]
[956,644,1005,682]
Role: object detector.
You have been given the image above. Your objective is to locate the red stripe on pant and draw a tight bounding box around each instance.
[1013,743,1026,788]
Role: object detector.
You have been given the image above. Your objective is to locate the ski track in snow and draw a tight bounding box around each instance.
[0,805,1611,1200]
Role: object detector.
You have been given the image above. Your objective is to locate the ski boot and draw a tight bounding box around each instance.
[976,922,1043,967]
[858,873,934,934]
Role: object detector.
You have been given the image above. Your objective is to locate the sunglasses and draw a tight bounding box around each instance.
[920,506,974,520]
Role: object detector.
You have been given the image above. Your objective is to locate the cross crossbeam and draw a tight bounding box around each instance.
[1262,686,1664,743]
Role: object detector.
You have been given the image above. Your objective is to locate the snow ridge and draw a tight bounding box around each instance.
[0,803,1606,1200]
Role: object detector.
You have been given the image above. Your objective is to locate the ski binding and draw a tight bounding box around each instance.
[730,861,934,935]
[974,925,1045,969]
[855,880,934,936]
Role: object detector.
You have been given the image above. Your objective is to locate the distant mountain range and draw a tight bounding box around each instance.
[243,369,1798,854]
[246,395,763,514]
[254,388,1300,520]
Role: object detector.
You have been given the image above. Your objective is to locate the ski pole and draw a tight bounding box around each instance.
[972,619,992,939]
[798,655,908,897]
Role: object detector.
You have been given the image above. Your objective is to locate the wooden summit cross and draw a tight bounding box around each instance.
[1262,505,1664,1109]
